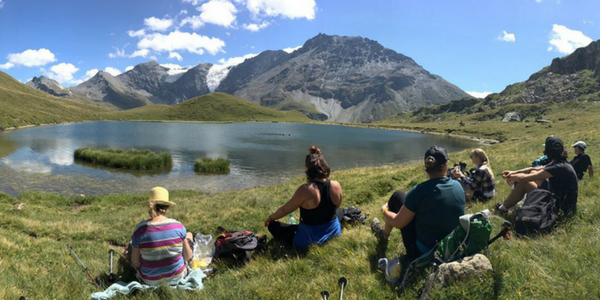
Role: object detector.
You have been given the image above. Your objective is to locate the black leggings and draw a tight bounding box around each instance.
[267,221,298,245]
[388,190,421,259]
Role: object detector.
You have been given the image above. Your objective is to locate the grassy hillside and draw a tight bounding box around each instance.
[0,71,107,128]
[1,100,599,299]
[108,92,309,122]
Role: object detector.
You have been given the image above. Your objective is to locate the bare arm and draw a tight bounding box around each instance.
[131,247,141,270]
[588,165,594,177]
[329,180,343,208]
[510,169,553,183]
[383,205,416,230]
[183,232,193,263]
[264,184,309,226]
[503,165,544,178]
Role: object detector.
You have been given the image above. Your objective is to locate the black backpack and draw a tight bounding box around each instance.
[514,189,557,235]
[340,206,369,225]
[213,229,266,263]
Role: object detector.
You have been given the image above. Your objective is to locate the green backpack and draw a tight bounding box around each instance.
[436,210,493,262]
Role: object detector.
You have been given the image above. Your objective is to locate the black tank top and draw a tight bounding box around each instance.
[300,180,337,226]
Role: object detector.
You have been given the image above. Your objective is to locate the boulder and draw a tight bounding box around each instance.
[420,254,493,300]
[501,111,523,122]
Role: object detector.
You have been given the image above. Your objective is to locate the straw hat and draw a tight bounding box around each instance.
[148,187,175,206]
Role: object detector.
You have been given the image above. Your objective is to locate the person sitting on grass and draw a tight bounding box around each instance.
[371,146,465,260]
[570,141,594,180]
[452,148,495,202]
[130,187,194,286]
[497,136,579,216]
[264,146,343,249]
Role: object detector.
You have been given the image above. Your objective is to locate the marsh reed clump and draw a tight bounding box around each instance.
[74,147,172,170]
[194,157,230,174]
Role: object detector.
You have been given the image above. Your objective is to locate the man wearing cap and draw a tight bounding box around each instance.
[371,146,465,260]
[570,141,593,180]
[498,136,579,216]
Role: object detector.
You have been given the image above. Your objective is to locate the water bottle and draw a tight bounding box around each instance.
[288,213,297,225]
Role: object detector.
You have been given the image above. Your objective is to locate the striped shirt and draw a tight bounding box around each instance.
[131,218,187,286]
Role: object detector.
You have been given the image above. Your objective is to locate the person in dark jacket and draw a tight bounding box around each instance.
[570,141,593,180]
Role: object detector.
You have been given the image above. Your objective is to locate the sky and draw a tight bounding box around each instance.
[1,0,599,98]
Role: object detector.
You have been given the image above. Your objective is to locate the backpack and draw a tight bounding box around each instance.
[436,210,493,262]
[514,189,557,236]
[340,206,369,225]
[213,229,266,263]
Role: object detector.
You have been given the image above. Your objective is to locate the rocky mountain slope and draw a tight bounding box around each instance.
[28,34,470,122]
[26,76,71,97]
[222,34,468,122]
[400,39,600,122]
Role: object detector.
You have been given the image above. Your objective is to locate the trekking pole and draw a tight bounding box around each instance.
[320,290,330,300]
[108,249,116,283]
[488,221,512,245]
[68,244,98,287]
[338,277,347,300]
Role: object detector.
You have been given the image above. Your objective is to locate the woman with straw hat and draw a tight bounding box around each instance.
[130,187,194,286]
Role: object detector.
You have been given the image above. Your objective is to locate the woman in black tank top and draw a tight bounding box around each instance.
[264,146,343,249]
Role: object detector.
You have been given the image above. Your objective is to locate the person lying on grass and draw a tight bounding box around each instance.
[497,136,579,217]
[371,146,465,260]
[452,148,496,202]
[129,187,194,286]
[264,145,343,249]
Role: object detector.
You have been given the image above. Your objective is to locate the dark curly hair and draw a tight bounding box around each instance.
[305,145,330,182]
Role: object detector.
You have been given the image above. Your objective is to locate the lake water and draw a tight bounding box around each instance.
[0,121,477,196]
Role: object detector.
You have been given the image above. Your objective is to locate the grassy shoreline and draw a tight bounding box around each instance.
[1,102,600,299]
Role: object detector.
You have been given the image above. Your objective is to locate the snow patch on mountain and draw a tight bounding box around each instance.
[161,63,189,83]
[206,53,257,92]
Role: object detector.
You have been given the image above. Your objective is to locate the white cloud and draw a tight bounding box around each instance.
[246,0,316,20]
[466,91,491,99]
[497,31,516,43]
[82,69,99,81]
[169,52,183,61]
[207,53,257,92]
[548,24,593,54]
[199,0,237,27]
[182,0,202,5]
[0,0,4,9]
[4,48,57,68]
[180,15,204,29]
[104,67,122,76]
[535,0,542,3]
[144,17,173,31]
[137,31,225,55]
[125,66,134,72]
[243,21,270,32]
[44,63,79,84]
[128,29,146,37]
[108,46,127,58]
[283,45,301,53]
[130,49,150,58]
[0,62,14,69]
[180,9,188,15]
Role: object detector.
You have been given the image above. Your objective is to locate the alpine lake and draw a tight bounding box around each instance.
[0,121,478,197]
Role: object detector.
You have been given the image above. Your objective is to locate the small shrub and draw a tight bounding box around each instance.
[74,147,172,170]
[194,157,231,174]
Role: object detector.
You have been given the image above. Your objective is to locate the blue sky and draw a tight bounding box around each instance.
[0,0,598,97]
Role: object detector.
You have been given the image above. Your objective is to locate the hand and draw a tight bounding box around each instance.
[502,171,512,178]
[452,168,463,178]
[264,216,273,227]
[381,203,389,213]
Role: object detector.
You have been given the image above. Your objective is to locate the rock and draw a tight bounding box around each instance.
[501,111,524,122]
[420,254,493,300]
[535,119,552,123]
[14,203,25,210]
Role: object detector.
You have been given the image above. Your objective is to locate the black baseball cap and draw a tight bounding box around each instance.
[544,136,564,154]
[424,145,449,165]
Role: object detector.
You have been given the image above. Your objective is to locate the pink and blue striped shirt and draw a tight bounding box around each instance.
[131,218,187,286]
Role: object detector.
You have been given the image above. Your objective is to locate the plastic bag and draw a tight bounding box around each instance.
[192,233,214,269]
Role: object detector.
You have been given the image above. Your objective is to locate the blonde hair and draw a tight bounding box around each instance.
[471,148,494,179]
[148,202,169,218]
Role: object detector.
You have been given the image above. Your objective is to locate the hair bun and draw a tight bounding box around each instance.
[309,145,321,155]
[425,156,436,168]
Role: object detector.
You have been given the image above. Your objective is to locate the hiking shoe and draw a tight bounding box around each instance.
[371,218,388,241]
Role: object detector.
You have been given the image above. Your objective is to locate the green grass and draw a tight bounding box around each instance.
[1,102,600,299]
[74,148,173,170]
[194,157,231,174]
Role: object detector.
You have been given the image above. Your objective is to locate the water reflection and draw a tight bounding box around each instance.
[0,121,478,196]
